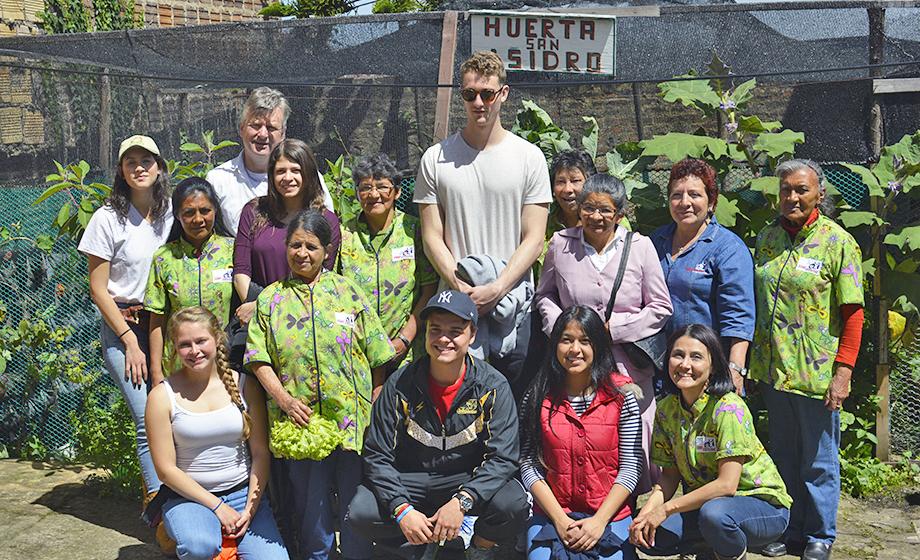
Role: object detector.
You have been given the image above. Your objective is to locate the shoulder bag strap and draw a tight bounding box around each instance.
[604,231,634,323]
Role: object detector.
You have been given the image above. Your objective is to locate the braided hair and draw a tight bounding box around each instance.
[166,306,252,439]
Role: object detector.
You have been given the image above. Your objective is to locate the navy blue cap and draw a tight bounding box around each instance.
[420,289,478,327]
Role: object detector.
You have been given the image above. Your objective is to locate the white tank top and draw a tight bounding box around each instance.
[164,374,251,492]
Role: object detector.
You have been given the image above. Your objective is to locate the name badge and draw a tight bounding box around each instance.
[796,257,823,275]
[695,436,717,453]
[211,268,233,283]
[391,246,415,262]
[335,312,356,329]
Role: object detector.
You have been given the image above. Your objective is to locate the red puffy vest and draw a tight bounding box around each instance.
[538,380,634,522]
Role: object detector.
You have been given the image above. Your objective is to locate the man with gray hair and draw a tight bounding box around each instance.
[207,86,333,236]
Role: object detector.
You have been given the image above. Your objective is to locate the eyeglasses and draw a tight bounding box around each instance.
[357,183,394,196]
[580,205,617,218]
[459,87,504,104]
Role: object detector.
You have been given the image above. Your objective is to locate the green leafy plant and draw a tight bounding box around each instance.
[70,379,141,497]
[259,0,355,18]
[372,0,438,13]
[169,130,239,181]
[838,131,920,315]
[640,54,805,230]
[323,154,362,225]
[39,0,137,34]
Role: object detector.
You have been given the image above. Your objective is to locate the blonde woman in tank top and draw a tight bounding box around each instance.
[145,307,289,560]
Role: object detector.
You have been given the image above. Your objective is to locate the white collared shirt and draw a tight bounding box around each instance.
[581,227,625,271]
[206,151,335,236]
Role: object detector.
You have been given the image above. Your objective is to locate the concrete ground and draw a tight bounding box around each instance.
[1,459,919,560]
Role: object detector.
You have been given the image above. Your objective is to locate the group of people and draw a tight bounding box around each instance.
[77,50,864,560]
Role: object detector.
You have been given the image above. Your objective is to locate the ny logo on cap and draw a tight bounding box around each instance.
[437,291,453,303]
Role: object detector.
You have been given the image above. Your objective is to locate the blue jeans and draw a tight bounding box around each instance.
[762,384,840,545]
[163,484,289,560]
[526,513,636,560]
[288,449,372,560]
[100,323,160,493]
[641,496,789,558]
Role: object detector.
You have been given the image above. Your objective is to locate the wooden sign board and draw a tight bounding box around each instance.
[470,11,617,75]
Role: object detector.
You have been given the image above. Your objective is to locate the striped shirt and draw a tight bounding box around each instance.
[520,390,642,494]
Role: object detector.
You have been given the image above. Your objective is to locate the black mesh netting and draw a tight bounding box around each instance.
[0,3,918,454]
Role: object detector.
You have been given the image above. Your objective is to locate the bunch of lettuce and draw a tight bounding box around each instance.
[269,416,344,460]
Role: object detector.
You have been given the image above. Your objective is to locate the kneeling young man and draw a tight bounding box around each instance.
[348,289,528,559]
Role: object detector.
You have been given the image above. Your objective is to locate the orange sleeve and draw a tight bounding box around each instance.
[834,304,864,367]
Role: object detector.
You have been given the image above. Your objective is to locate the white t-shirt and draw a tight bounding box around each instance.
[413,131,551,263]
[78,204,173,304]
[206,151,335,236]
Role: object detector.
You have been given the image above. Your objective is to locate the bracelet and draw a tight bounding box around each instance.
[117,327,132,340]
[210,498,223,512]
[395,505,414,524]
[397,334,411,348]
[393,503,411,518]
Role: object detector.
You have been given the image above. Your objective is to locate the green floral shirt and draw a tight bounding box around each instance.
[337,211,438,366]
[652,392,792,509]
[750,215,864,398]
[144,235,236,372]
[244,273,396,453]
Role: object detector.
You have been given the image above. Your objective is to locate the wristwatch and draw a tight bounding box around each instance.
[453,491,474,514]
[729,361,749,377]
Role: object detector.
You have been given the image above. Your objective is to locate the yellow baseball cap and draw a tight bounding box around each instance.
[118,135,161,160]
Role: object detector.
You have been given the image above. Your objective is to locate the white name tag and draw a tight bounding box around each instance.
[391,246,415,262]
[796,257,823,275]
[211,268,233,283]
[335,312,356,329]
[695,436,717,453]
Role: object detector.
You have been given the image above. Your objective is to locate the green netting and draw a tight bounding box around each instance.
[0,187,104,457]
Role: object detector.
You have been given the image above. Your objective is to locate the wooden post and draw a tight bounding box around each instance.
[868,6,890,462]
[433,11,459,144]
[99,70,112,177]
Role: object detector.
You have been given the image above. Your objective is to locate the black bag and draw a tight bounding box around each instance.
[604,231,668,373]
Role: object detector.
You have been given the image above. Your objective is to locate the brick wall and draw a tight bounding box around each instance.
[0,0,265,36]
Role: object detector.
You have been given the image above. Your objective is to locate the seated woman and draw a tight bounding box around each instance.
[629,324,791,560]
[337,153,438,371]
[146,177,235,380]
[145,306,288,560]
[520,305,643,560]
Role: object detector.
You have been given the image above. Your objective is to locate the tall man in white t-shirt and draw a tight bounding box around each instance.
[414,51,551,384]
[207,87,333,236]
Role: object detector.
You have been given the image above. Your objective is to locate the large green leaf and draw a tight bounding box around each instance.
[640,133,728,162]
[737,115,781,135]
[581,117,598,160]
[706,53,731,95]
[749,176,779,197]
[752,130,804,158]
[840,163,883,197]
[882,269,920,316]
[32,182,70,206]
[732,79,757,106]
[605,151,639,179]
[884,225,920,251]
[658,76,721,113]
[839,210,887,229]
[714,194,745,228]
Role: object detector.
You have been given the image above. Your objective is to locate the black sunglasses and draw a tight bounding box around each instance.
[459,87,504,103]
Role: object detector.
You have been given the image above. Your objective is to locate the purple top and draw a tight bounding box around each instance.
[233,198,341,288]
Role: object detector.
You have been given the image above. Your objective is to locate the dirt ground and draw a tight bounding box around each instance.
[1,459,919,560]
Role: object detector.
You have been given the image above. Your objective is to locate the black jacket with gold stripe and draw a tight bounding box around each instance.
[362,354,520,513]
